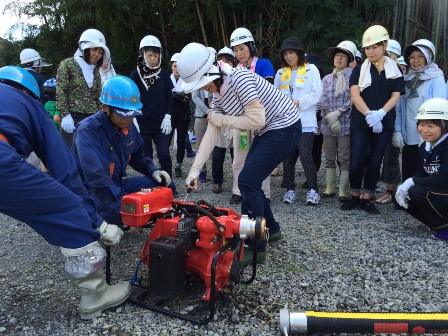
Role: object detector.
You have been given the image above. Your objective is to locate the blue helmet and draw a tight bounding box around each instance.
[43,77,56,88]
[0,65,40,99]
[100,75,143,117]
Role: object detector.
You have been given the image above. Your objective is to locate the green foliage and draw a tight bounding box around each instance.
[2,0,446,75]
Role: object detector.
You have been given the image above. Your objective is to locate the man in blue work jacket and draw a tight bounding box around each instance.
[72,75,177,226]
[0,66,130,320]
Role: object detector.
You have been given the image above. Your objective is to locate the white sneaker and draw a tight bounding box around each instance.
[306,189,320,205]
[283,190,296,204]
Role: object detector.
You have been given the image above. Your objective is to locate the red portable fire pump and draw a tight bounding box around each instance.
[116,187,266,324]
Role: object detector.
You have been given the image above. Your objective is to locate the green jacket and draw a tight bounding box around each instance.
[44,100,61,130]
[56,58,102,117]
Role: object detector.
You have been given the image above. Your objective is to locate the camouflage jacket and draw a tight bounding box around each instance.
[56,58,102,117]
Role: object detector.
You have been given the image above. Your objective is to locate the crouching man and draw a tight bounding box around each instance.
[72,75,176,226]
[0,66,129,319]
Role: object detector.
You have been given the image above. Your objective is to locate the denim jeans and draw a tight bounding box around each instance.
[349,128,393,195]
[239,120,302,251]
[141,131,172,178]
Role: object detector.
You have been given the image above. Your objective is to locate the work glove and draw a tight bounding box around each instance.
[372,121,383,133]
[330,120,342,134]
[395,178,415,209]
[325,110,341,125]
[392,131,405,149]
[365,109,386,127]
[61,114,75,133]
[152,170,171,186]
[224,128,233,141]
[98,221,124,245]
[160,114,172,135]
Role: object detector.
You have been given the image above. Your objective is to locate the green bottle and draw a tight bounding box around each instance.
[240,131,248,150]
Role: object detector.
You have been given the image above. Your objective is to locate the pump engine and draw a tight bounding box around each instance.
[120,187,266,323]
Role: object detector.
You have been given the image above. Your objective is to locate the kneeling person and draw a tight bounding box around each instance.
[395,98,448,239]
[73,75,176,225]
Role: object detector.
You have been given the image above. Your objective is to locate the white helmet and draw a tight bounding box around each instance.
[326,40,357,62]
[177,42,220,93]
[355,50,363,60]
[217,47,235,58]
[397,56,406,66]
[207,46,217,54]
[230,27,254,47]
[139,35,162,51]
[416,98,448,121]
[404,39,436,67]
[20,48,51,67]
[386,39,401,56]
[139,35,162,67]
[78,28,110,63]
[170,53,180,63]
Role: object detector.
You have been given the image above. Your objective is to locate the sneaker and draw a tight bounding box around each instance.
[212,184,223,194]
[283,190,296,204]
[340,196,360,210]
[174,167,182,178]
[198,171,207,182]
[431,230,448,241]
[306,189,320,205]
[241,247,266,265]
[229,194,242,204]
[187,151,196,158]
[375,191,393,204]
[360,199,380,214]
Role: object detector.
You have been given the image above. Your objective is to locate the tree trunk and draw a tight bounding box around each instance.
[195,0,208,46]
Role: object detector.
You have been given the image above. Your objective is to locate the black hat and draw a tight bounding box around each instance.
[305,53,322,70]
[280,37,305,54]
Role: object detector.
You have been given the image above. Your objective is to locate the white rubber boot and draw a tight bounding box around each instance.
[76,270,131,319]
[322,168,336,197]
[339,170,350,202]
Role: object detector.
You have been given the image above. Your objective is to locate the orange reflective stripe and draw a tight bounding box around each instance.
[109,162,115,177]
[0,133,9,144]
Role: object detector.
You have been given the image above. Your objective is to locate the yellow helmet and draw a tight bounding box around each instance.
[416,98,448,121]
[362,25,389,48]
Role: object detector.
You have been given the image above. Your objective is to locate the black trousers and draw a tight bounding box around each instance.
[212,146,234,185]
[394,184,448,231]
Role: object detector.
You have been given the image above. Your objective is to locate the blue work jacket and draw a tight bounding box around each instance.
[72,111,158,215]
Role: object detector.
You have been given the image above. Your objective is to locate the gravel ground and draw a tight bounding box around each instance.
[1,151,448,336]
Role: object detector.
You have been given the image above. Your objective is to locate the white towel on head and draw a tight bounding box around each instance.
[358,56,402,92]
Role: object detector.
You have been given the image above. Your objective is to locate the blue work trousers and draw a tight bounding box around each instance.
[239,121,301,251]
[0,143,100,249]
[349,129,393,195]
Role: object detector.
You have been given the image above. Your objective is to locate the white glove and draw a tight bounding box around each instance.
[152,170,171,186]
[61,114,75,133]
[98,221,124,245]
[325,110,341,125]
[160,114,172,135]
[395,178,415,209]
[365,109,386,127]
[392,131,405,149]
[372,121,383,133]
[224,128,233,141]
[330,120,342,134]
